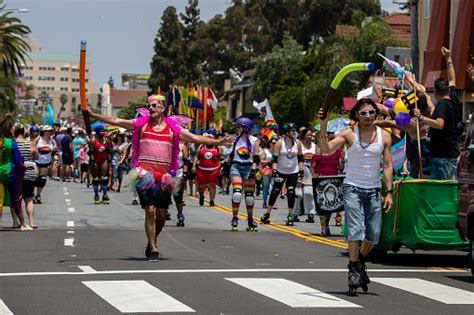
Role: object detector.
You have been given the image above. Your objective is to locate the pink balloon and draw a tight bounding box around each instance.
[395,112,411,127]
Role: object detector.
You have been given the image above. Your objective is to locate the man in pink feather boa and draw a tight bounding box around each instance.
[86,95,233,261]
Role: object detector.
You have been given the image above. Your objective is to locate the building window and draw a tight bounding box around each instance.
[61,67,69,71]
[424,0,431,19]
[38,77,42,81]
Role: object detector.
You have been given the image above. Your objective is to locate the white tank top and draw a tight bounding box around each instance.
[232,134,257,164]
[35,137,54,165]
[302,142,316,184]
[344,126,384,189]
[277,136,299,174]
[222,145,233,163]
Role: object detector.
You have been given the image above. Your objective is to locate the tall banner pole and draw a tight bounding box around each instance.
[80,40,91,135]
[412,74,423,178]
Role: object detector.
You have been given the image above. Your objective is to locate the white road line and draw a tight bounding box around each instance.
[64,192,69,196]
[83,280,195,313]
[372,278,474,304]
[226,278,361,308]
[0,269,467,278]
[67,231,75,234]
[78,266,97,273]
[66,203,72,206]
[0,299,13,315]
[64,238,74,247]
[67,207,75,213]
[66,221,75,228]
[63,187,67,191]
[65,198,71,203]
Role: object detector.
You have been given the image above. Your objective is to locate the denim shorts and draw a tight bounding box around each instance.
[343,184,382,244]
[430,157,458,180]
[229,163,252,179]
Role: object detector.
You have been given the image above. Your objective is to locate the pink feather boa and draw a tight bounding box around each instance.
[131,108,181,175]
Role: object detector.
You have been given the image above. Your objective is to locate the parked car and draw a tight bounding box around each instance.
[457,117,474,274]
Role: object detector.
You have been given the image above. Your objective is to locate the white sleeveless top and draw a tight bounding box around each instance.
[232,134,257,164]
[35,137,54,165]
[302,142,316,185]
[344,126,384,189]
[277,136,299,174]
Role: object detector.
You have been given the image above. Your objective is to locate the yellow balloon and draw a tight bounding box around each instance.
[394,101,409,114]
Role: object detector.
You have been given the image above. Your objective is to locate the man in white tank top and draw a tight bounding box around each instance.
[318,98,393,295]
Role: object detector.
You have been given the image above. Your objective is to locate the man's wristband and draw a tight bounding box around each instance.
[319,134,328,139]
[386,189,394,194]
[447,61,453,65]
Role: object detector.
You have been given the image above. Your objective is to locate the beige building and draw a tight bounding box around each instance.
[19,52,99,120]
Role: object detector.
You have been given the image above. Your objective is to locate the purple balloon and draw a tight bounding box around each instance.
[169,169,177,176]
[395,112,411,127]
[384,98,395,109]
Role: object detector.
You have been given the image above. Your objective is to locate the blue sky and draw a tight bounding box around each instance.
[8,0,403,87]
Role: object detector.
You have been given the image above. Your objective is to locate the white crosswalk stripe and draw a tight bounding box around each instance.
[226,278,362,308]
[372,278,474,304]
[0,299,14,315]
[82,280,195,313]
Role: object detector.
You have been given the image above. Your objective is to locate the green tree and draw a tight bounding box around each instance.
[149,6,186,92]
[251,34,304,101]
[117,97,148,119]
[180,0,204,83]
[0,0,31,76]
[107,76,114,89]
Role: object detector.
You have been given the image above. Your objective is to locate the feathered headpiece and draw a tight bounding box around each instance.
[147,94,166,106]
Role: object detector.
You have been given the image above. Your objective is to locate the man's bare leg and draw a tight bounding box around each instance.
[144,205,157,252]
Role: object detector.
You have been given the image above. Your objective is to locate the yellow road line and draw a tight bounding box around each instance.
[187,194,348,250]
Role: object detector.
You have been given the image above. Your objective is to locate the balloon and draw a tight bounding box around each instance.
[394,100,409,114]
[383,98,395,109]
[395,112,411,127]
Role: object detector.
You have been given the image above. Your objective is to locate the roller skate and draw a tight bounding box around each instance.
[260,212,271,224]
[358,259,370,293]
[176,213,185,227]
[199,195,204,206]
[102,194,110,205]
[231,217,239,232]
[94,194,101,204]
[132,199,139,205]
[246,218,258,232]
[292,214,300,222]
[306,214,315,223]
[335,213,342,226]
[286,213,294,226]
[209,200,215,207]
[34,195,42,204]
[347,261,362,296]
[165,210,171,221]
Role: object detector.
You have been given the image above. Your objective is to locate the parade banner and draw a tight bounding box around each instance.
[313,175,345,214]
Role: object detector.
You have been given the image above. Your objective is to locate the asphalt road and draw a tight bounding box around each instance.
[0,179,472,314]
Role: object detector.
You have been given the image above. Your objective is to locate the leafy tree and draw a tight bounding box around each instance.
[180,0,203,83]
[0,0,31,76]
[149,6,186,92]
[251,33,304,101]
[107,76,115,89]
[117,97,148,119]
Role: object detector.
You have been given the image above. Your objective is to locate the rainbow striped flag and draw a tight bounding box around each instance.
[391,136,406,172]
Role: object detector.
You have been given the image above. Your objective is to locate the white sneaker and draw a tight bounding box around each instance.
[21,225,33,231]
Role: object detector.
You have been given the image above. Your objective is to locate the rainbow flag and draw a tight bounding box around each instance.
[391,136,406,172]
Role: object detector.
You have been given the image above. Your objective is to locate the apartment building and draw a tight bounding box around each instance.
[19,52,99,120]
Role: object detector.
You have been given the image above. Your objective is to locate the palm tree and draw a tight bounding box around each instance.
[0,0,31,76]
[58,93,68,119]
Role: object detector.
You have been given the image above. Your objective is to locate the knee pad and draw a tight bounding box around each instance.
[232,188,242,204]
[244,190,254,206]
[287,186,296,198]
[92,177,100,186]
[100,176,109,186]
[35,176,47,188]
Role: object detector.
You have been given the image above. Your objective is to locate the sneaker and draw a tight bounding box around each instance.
[262,202,267,209]
[20,225,33,231]
[149,251,160,262]
[145,244,151,258]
